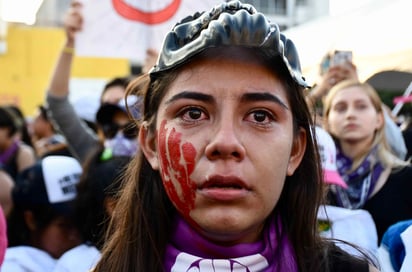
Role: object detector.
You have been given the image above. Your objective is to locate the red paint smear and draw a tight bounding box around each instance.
[112,0,181,24]
[158,120,196,220]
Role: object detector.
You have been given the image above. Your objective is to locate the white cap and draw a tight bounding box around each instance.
[315,126,347,189]
[42,156,82,203]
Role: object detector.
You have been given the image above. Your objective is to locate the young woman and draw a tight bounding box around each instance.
[323,79,412,242]
[3,156,82,271]
[94,1,379,271]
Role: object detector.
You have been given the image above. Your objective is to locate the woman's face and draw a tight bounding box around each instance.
[140,49,306,244]
[103,110,139,156]
[37,216,81,259]
[326,86,383,145]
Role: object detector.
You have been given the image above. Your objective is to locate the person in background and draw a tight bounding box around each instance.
[6,105,34,149]
[306,51,359,120]
[400,119,412,160]
[0,205,7,267]
[74,148,130,249]
[398,224,412,272]
[29,105,71,158]
[380,103,408,160]
[71,93,99,135]
[95,97,140,157]
[0,167,14,217]
[3,156,82,272]
[98,77,131,105]
[0,106,36,181]
[46,1,143,164]
[53,146,131,272]
[323,79,412,242]
[378,219,412,272]
[94,1,379,271]
[315,126,378,258]
[306,52,407,160]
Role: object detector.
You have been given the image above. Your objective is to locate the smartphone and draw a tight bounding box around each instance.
[332,50,352,66]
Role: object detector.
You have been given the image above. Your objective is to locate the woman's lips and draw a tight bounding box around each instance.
[343,123,358,130]
[198,175,250,201]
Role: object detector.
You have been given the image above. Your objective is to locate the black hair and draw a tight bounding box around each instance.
[0,106,21,137]
[4,105,34,147]
[38,105,50,122]
[99,76,132,103]
[7,203,66,246]
[74,145,131,249]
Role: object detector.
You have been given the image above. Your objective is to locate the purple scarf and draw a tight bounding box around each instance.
[164,215,297,272]
[334,145,384,209]
[0,140,18,164]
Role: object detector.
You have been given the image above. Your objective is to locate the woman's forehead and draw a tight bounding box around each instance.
[165,56,286,96]
[331,86,371,102]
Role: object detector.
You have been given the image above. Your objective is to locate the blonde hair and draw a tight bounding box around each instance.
[323,79,409,171]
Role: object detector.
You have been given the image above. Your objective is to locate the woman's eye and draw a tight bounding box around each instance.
[180,107,206,121]
[246,110,274,124]
[333,104,346,113]
[355,104,368,110]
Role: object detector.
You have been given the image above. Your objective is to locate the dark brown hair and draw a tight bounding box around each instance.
[92,49,343,271]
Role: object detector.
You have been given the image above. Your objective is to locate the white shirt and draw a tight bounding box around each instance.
[53,244,101,272]
[2,246,56,272]
[318,205,378,258]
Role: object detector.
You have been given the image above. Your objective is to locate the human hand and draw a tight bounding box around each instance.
[313,62,358,98]
[327,61,358,86]
[63,1,83,46]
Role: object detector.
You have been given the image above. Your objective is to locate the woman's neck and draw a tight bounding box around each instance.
[339,137,374,161]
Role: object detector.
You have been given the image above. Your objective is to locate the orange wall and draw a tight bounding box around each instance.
[0,24,130,117]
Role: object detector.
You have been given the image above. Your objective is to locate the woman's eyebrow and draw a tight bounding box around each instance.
[165,91,214,104]
[241,92,289,110]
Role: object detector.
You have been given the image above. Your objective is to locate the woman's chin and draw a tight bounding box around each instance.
[189,210,264,245]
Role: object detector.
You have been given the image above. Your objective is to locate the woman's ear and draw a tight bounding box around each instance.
[287,128,307,176]
[376,111,384,130]
[139,121,159,170]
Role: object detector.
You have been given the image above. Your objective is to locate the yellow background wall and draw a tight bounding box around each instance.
[0,24,130,117]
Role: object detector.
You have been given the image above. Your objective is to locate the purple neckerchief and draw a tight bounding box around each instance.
[164,214,297,272]
[0,140,18,164]
[334,145,384,209]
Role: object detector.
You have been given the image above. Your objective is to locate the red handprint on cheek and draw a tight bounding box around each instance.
[158,120,197,219]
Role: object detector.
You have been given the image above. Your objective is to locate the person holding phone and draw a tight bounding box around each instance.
[323,80,412,243]
[306,50,358,115]
[306,50,407,160]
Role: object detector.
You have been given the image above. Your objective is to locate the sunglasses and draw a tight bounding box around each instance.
[102,122,138,139]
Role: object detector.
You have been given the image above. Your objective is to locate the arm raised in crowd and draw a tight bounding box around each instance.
[48,1,82,97]
[46,1,100,163]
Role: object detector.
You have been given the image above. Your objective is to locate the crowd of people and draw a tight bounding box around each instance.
[0,1,411,271]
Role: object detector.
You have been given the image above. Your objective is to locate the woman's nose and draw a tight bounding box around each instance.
[205,121,245,161]
[345,106,357,118]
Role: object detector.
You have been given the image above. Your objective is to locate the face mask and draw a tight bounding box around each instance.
[104,133,138,157]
